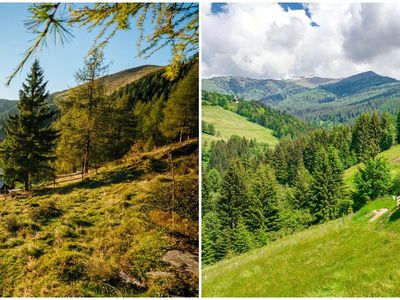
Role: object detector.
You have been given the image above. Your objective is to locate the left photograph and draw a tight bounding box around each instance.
[0,3,199,297]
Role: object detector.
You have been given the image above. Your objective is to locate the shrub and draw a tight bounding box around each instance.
[31,200,62,223]
[43,251,88,282]
[3,215,21,234]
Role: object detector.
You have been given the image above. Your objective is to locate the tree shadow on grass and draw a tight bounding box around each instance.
[389,209,400,222]
[37,168,145,197]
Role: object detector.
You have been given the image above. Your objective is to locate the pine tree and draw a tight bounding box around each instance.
[309,147,344,223]
[292,163,312,210]
[0,60,58,190]
[251,166,281,231]
[353,158,391,210]
[352,112,380,162]
[397,110,400,144]
[217,160,248,230]
[380,112,395,151]
[160,61,199,142]
[232,218,252,254]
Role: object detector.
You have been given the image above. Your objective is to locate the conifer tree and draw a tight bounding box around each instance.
[309,147,344,223]
[380,112,395,150]
[217,160,248,230]
[352,113,380,161]
[55,50,108,173]
[232,218,252,254]
[251,166,281,231]
[397,110,400,144]
[353,158,391,210]
[0,60,58,190]
[292,163,312,210]
[160,61,199,142]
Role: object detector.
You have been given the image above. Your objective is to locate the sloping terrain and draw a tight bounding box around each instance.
[202,105,278,148]
[0,139,199,297]
[203,71,400,124]
[0,65,162,138]
[344,144,400,189]
[202,196,400,297]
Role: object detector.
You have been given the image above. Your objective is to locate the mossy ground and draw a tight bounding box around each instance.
[0,139,199,297]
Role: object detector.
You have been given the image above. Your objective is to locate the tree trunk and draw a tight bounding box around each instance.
[24,177,29,191]
[83,133,91,174]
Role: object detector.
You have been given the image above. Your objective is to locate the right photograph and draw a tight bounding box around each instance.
[201,2,400,297]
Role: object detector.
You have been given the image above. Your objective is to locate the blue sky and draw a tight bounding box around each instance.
[0,4,171,100]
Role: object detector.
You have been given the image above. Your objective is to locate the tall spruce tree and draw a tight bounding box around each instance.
[217,160,248,230]
[0,60,58,190]
[309,147,344,223]
[397,110,400,144]
[352,112,380,162]
[353,158,391,210]
[251,166,281,231]
[380,112,395,150]
[160,61,199,142]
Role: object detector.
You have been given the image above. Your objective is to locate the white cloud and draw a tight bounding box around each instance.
[202,3,400,80]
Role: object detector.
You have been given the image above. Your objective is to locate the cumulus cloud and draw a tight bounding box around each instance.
[202,3,400,80]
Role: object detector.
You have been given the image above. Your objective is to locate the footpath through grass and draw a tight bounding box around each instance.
[202,196,400,297]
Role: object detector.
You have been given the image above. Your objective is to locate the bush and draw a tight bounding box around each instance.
[43,251,88,282]
[3,215,21,234]
[31,200,62,223]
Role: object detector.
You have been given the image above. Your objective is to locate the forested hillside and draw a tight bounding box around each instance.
[0,56,199,296]
[203,71,400,124]
[202,91,311,140]
[202,107,400,266]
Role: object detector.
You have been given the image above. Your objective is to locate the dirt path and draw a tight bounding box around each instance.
[368,208,388,222]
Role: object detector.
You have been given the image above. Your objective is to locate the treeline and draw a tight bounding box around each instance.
[202,91,312,139]
[0,55,199,190]
[202,110,400,265]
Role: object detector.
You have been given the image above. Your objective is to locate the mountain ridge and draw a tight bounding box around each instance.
[203,71,400,124]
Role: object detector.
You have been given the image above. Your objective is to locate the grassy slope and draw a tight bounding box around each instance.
[344,144,400,189]
[202,105,279,148]
[0,140,198,297]
[202,196,400,297]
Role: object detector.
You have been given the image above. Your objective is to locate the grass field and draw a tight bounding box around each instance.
[0,140,199,297]
[202,105,279,149]
[343,144,400,189]
[202,196,400,297]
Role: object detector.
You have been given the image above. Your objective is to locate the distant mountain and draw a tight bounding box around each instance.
[203,71,400,124]
[203,76,308,103]
[320,71,397,97]
[288,76,340,88]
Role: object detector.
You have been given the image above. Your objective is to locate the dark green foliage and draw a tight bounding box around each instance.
[203,91,311,139]
[397,110,400,144]
[217,160,249,229]
[232,219,252,254]
[0,60,59,190]
[202,121,215,136]
[353,158,391,210]
[380,112,395,150]
[309,147,344,223]
[160,61,199,142]
[251,166,280,231]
